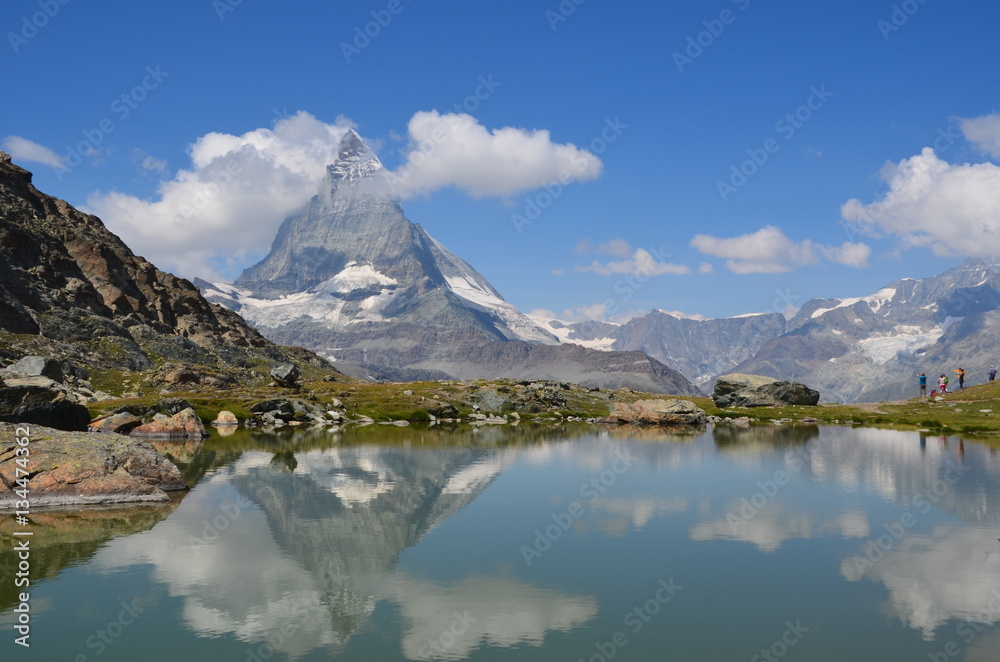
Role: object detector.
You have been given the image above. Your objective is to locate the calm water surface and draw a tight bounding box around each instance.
[3,423,1000,661]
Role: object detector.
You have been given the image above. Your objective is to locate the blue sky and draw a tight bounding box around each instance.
[3,0,1000,321]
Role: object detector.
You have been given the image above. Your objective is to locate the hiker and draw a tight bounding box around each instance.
[918,373,927,398]
[956,368,966,389]
[990,366,997,382]
[938,374,948,393]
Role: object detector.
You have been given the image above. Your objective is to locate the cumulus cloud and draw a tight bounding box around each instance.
[135,150,168,175]
[959,112,1000,158]
[574,239,691,277]
[85,111,604,280]
[388,111,602,198]
[691,225,870,274]
[841,147,1000,258]
[86,111,355,280]
[2,135,64,167]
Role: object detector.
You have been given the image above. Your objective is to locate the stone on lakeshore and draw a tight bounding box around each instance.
[89,412,143,434]
[130,407,209,439]
[0,423,187,507]
[212,410,239,427]
[609,399,707,426]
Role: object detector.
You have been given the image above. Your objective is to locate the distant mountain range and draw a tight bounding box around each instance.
[200,131,700,395]
[534,259,1000,402]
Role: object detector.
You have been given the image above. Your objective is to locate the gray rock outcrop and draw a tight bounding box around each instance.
[713,374,820,408]
[270,363,301,387]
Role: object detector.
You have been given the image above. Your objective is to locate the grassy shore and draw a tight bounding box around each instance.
[85,374,1000,436]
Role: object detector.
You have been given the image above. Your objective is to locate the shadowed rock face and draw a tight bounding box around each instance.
[202,132,701,395]
[0,384,91,430]
[0,152,336,381]
[712,374,820,408]
[0,423,187,507]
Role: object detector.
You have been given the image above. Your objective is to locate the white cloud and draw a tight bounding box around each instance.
[2,135,64,167]
[841,147,1000,258]
[959,112,1000,158]
[575,237,633,257]
[86,111,355,280]
[84,110,604,280]
[698,261,714,274]
[575,248,691,277]
[820,241,872,268]
[691,225,870,274]
[137,152,169,175]
[388,111,602,198]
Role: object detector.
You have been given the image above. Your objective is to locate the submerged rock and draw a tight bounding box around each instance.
[0,423,187,507]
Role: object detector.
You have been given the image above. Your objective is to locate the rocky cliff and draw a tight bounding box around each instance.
[0,151,337,386]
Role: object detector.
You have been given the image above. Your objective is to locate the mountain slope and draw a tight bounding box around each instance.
[535,311,787,388]
[204,131,700,395]
[0,151,335,382]
[734,259,1000,402]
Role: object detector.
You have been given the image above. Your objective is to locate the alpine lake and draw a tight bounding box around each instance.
[3,421,1000,661]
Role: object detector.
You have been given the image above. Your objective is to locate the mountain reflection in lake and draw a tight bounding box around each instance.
[3,423,1000,661]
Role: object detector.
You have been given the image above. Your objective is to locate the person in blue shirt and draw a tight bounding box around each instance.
[918,373,927,398]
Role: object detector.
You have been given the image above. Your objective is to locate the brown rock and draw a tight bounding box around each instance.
[130,407,208,439]
[89,412,142,434]
[609,399,707,426]
[0,422,187,507]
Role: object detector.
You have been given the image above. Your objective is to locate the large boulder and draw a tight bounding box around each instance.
[89,412,143,434]
[7,356,64,382]
[249,398,326,425]
[270,363,301,387]
[0,385,91,431]
[713,374,820,408]
[0,423,187,507]
[129,407,209,439]
[609,399,707,426]
[212,410,239,427]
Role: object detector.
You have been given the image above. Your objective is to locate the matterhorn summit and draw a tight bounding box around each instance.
[201,130,699,393]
